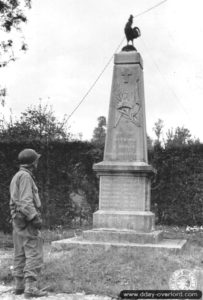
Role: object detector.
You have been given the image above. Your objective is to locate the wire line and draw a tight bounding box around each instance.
[65,0,168,123]
[141,37,191,118]
[133,0,168,18]
[65,38,124,123]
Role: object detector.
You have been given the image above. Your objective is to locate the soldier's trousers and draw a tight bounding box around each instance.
[12,223,43,280]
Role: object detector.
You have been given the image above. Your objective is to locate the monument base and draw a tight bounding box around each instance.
[52,236,187,253]
[93,210,155,232]
[83,228,163,244]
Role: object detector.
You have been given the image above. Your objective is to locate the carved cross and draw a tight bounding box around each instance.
[121,69,132,84]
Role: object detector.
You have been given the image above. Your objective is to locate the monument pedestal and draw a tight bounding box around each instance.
[92,161,156,234]
[52,51,186,252]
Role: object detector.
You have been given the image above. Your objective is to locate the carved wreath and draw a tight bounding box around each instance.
[114,88,141,127]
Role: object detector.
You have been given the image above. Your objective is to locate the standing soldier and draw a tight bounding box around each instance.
[10,148,47,298]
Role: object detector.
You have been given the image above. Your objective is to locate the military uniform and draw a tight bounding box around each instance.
[10,149,47,298]
[10,167,43,279]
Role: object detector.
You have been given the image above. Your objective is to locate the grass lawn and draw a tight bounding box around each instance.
[0,226,203,297]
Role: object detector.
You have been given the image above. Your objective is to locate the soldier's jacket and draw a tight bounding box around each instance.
[10,167,41,224]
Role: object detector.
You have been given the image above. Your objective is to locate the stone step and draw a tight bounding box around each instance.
[52,237,187,253]
[83,229,163,244]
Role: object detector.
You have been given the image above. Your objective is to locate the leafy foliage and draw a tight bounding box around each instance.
[0,140,103,232]
[150,144,203,226]
[152,119,200,148]
[91,116,106,146]
[0,140,202,232]
[165,126,200,148]
[0,0,31,67]
[0,0,31,106]
[0,114,202,231]
[0,103,71,142]
[153,118,164,145]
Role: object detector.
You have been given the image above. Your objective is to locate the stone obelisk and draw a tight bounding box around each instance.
[89,17,156,238]
[84,51,163,243]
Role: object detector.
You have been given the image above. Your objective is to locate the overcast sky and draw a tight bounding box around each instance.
[1,0,203,141]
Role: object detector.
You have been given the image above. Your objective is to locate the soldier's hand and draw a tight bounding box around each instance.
[31,214,42,230]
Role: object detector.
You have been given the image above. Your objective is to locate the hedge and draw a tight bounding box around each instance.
[0,141,202,232]
[0,141,103,232]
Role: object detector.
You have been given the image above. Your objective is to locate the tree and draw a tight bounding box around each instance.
[0,101,71,228]
[0,102,71,142]
[153,118,164,145]
[0,0,31,67]
[165,126,200,148]
[147,135,153,151]
[91,116,107,146]
[0,0,31,105]
[0,87,6,106]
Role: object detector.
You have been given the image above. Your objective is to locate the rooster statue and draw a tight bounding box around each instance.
[124,15,141,50]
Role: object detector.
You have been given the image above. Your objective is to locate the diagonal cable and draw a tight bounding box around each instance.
[65,0,168,123]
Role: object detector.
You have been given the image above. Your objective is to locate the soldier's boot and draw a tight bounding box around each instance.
[24,277,47,298]
[14,276,25,295]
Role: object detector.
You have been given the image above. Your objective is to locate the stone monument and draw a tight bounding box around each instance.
[83,51,162,244]
[52,50,186,251]
[52,18,186,251]
[81,50,185,250]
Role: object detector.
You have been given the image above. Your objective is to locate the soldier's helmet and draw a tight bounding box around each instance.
[18,149,41,165]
